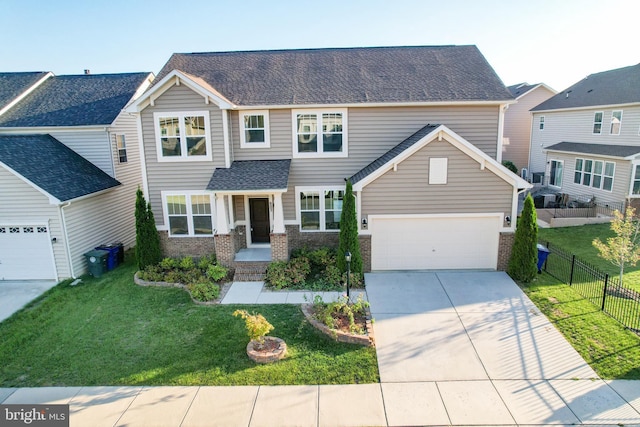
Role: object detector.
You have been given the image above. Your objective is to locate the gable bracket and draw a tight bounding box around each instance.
[438,131,443,142]
[393,163,398,172]
[480,159,486,170]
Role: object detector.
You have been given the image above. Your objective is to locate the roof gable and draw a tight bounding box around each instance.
[351,124,530,191]
[147,45,513,107]
[0,134,120,202]
[532,63,640,111]
[507,82,555,100]
[0,72,151,127]
[0,72,51,114]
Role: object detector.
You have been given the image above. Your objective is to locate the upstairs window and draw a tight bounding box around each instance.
[610,110,622,135]
[240,111,270,148]
[539,116,545,130]
[115,135,127,163]
[154,111,211,161]
[593,112,603,134]
[293,109,348,158]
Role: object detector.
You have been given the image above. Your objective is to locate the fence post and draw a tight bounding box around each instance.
[602,274,608,311]
[569,254,575,286]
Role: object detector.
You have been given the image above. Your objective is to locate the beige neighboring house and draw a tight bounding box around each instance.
[503,83,556,177]
[127,46,531,272]
[0,72,153,280]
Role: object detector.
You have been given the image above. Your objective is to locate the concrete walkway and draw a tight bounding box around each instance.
[2,273,640,426]
[0,279,58,322]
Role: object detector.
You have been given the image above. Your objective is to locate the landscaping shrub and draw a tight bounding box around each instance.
[206,264,228,282]
[187,282,220,302]
[265,261,289,289]
[179,256,196,270]
[233,310,274,344]
[508,194,538,282]
[502,160,518,174]
[265,247,344,290]
[312,294,369,334]
[135,188,162,270]
[337,179,363,276]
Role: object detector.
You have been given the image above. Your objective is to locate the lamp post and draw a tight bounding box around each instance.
[345,251,352,300]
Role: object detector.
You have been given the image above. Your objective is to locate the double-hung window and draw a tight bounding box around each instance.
[164,192,214,236]
[240,111,270,148]
[115,135,127,163]
[154,111,211,161]
[298,188,345,231]
[539,116,545,130]
[633,165,640,195]
[593,112,604,134]
[610,110,622,135]
[293,109,347,158]
[574,158,615,191]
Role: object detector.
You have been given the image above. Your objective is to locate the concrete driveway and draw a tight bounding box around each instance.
[366,271,640,425]
[0,280,58,322]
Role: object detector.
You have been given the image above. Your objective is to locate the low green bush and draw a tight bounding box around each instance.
[187,282,220,302]
[312,294,369,334]
[233,310,274,344]
[206,264,228,282]
[266,247,350,291]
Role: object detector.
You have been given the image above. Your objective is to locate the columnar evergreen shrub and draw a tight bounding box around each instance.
[337,180,363,275]
[508,194,538,282]
[135,188,162,270]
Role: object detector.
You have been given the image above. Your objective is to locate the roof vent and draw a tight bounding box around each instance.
[587,89,593,93]
[565,90,572,98]
[84,69,90,75]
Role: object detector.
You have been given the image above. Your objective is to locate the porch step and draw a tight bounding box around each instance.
[233,261,270,282]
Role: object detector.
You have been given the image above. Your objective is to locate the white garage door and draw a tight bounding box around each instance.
[371,214,501,270]
[0,225,56,280]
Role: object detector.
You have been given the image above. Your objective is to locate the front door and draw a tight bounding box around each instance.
[249,198,270,244]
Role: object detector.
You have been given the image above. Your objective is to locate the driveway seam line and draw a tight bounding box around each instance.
[178,386,200,427]
[434,381,453,426]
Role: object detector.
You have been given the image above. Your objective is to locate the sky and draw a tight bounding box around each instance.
[1,0,639,92]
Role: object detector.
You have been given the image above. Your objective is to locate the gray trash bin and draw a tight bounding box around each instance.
[84,249,109,277]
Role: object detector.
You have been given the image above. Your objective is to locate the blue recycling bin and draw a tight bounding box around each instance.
[537,244,550,273]
[95,244,120,270]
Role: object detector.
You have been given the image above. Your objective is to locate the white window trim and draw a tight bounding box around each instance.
[573,157,615,192]
[295,186,346,232]
[593,111,604,135]
[610,110,623,135]
[154,111,212,162]
[115,134,127,163]
[549,159,563,187]
[239,110,270,148]
[539,115,545,131]
[161,191,216,237]
[630,162,640,197]
[292,108,348,158]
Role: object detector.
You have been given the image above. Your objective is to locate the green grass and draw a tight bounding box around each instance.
[539,223,640,292]
[0,255,379,387]
[522,273,640,379]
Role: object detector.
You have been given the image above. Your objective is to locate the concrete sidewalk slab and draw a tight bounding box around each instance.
[374,312,487,382]
[492,380,580,425]
[114,386,197,426]
[181,386,258,427]
[3,386,81,404]
[437,380,516,425]
[381,382,450,426]
[250,385,317,427]
[0,280,58,322]
[607,380,640,413]
[549,379,640,424]
[221,282,264,304]
[69,386,142,427]
[255,291,288,304]
[318,384,386,427]
[365,272,454,314]
[0,388,15,403]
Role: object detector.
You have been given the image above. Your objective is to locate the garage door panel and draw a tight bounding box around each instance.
[0,225,56,280]
[371,215,500,270]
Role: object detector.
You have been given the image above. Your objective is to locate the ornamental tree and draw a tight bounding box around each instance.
[135,188,162,270]
[508,194,538,282]
[593,206,640,286]
[337,179,363,276]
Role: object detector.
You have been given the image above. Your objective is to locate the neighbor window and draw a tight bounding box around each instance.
[539,116,545,130]
[240,111,270,148]
[164,193,214,236]
[633,165,640,195]
[298,188,345,231]
[593,112,603,134]
[549,160,563,187]
[293,109,347,157]
[155,111,211,161]
[115,135,127,163]
[610,110,622,135]
[574,158,615,191]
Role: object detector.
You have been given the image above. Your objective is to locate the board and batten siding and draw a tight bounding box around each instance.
[503,86,555,172]
[50,130,114,177]
[140,84,224,226]
[360,137,512,217]
[0,166,69,279]
[544,151,632,205]
[530,105,640,176]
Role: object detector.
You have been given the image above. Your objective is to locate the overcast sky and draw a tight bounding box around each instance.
[2,0,638,92]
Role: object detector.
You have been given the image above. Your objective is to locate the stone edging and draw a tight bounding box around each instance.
[133,272,231,305]
[300,304,375,347]
[246,336,287,363]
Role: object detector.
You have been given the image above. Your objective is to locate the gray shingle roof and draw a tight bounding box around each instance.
[350,124,439,184]
[507,83,538,98]
[0,72,49,110]
[155,46,512,106]
[0,73,150,127]
[532,63,640,111]
[545,141,640,158]
[207,160,291,191]
[0,134,120,201]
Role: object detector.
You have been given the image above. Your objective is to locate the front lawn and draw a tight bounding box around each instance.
[522,273,640,379]
[0,255,378,387]
[538,223,640,292]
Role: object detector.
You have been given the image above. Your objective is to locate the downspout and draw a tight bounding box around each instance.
[496,104,508,164]
[106,127,116,178]
[58,202,76,278]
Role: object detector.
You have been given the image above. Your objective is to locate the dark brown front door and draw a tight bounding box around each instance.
[249,198,270,244]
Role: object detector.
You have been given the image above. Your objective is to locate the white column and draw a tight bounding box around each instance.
[272,192,285,233]
[215,193,229,234]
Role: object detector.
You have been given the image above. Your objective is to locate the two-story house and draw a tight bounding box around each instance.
[529,63,640,209]
[0,71,153,280]
[127,46,530,272]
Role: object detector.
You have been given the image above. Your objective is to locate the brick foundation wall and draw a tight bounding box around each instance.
[286,225,340,252]
[214,232,236,268]
[359,234,371,272]
[158,231,215,259]
[234,225,248,250]
[270,233,289,261]
[497,232,515,271]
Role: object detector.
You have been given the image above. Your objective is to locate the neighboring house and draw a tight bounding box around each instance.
[0,72,153,280]
[503,83,556,176]
[529,63,640,208]
[127,46,530,272]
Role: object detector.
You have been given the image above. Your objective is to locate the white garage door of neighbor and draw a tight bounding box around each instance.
[0,225,56,280]
[371,215,501,270]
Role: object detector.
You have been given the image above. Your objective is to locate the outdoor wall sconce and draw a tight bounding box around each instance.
[361,217,368,229]
[505,216,511,226]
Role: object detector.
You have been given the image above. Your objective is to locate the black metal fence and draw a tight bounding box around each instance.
[540,241,640,333]
[552,196,623,219]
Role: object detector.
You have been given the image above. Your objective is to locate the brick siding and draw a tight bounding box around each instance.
[270,233,289,261]
[214,232,236,267]
[497,232,515,271]
[158,231,215,259]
